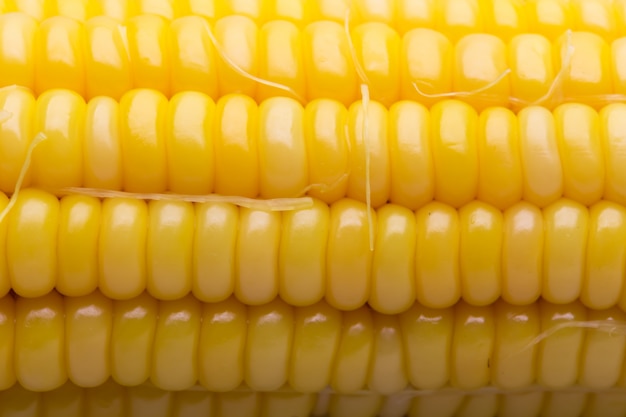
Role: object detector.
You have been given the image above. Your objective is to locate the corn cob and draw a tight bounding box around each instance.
[1,12,625,109]
[3,88,626,211]
[2,0,626,46]
[3,380,626,417]
[4,188,626,312]
[2,2,626,417]
[2,291,626,396]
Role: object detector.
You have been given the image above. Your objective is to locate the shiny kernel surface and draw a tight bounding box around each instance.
[0,90,623,210]
[0,12,625,110]
[2,295,626,396]
[4,189,626,311]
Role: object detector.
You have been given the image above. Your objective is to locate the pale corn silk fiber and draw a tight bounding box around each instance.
[2,1,626,417]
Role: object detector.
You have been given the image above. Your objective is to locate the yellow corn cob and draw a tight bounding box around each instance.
[3,381,626,417]
[2,0,626,45]
[2,2,626,417]
[3,88,626,211]
[1,12,626,109]
[4,188,626,312]
[2,291,626,396]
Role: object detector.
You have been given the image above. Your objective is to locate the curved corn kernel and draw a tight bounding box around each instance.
[3,13,626,108]
[5,190,626,312]
[3,293,626,395]
[1,381,626,417]
[6,89,626,210]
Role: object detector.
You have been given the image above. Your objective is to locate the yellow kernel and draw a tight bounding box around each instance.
[554,103,604,206]
[414,201,461,308]
[245,298,293,391]
[57,195,100,297]
[303,98,349,204]
[150,294,201,391]
[146,200,194,300]
[84,16,132,101]
[326,199,375,311]
[213,94,259,198]
[169,16,218,97]
[257,20,305,102]
[400,28,453,107]
[166,92,216,195]
[98,198,147,300]
[431,100,478,208]
[32,89,85,189]
[119,89,168,193]
[542,198,589,305]
[110,292,157,386]
[279,199,329,307]
[477,106,522,210]
[303,21,358,106]
[7,188,59,298]
[35,16,85,96]
[537,300,586,389]
[492,301,540,389]
[346,99,390,209]
[453,33,509,110]
[370,204,416,315]
[400,303,454,390]
[350,22,401,108]
[235,208,281,305]
[459,201,502,306]
[0,86,35,194]
[388,100,434,210]
[198,297,246,392]
[582,201,626,310]
[15,291,67,392]
[518,106,563,208]
[451,301,494,389]
[258,97,308,199]
[214,15,258,97]
[501,201,543,305]
[192,203,238,303]
[289,301,341,392]
[331,306,373,393]
[83,96,122,190]
[64,291,111,387]
[126,15,171,96]
[0,13,37,88]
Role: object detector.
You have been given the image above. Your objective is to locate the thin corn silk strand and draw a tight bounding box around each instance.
[6,191,626,312]
[0,116,48,225]
[201,17,306,105]
[344,8,374,251]
[56,188,314,211]
[410,30,574,109]
[4,293,626,395]
[412,68,512,99]
[2,382,626,417]
[2,12,626,108]
[5,87,626,212]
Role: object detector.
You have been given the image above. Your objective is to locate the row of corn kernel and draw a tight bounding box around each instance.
[3,381,624,417]
[3,0,626,45]
[1,291,625,396]
[5,191,626,313]
[3,88,626,212]
[3,12,626,108]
